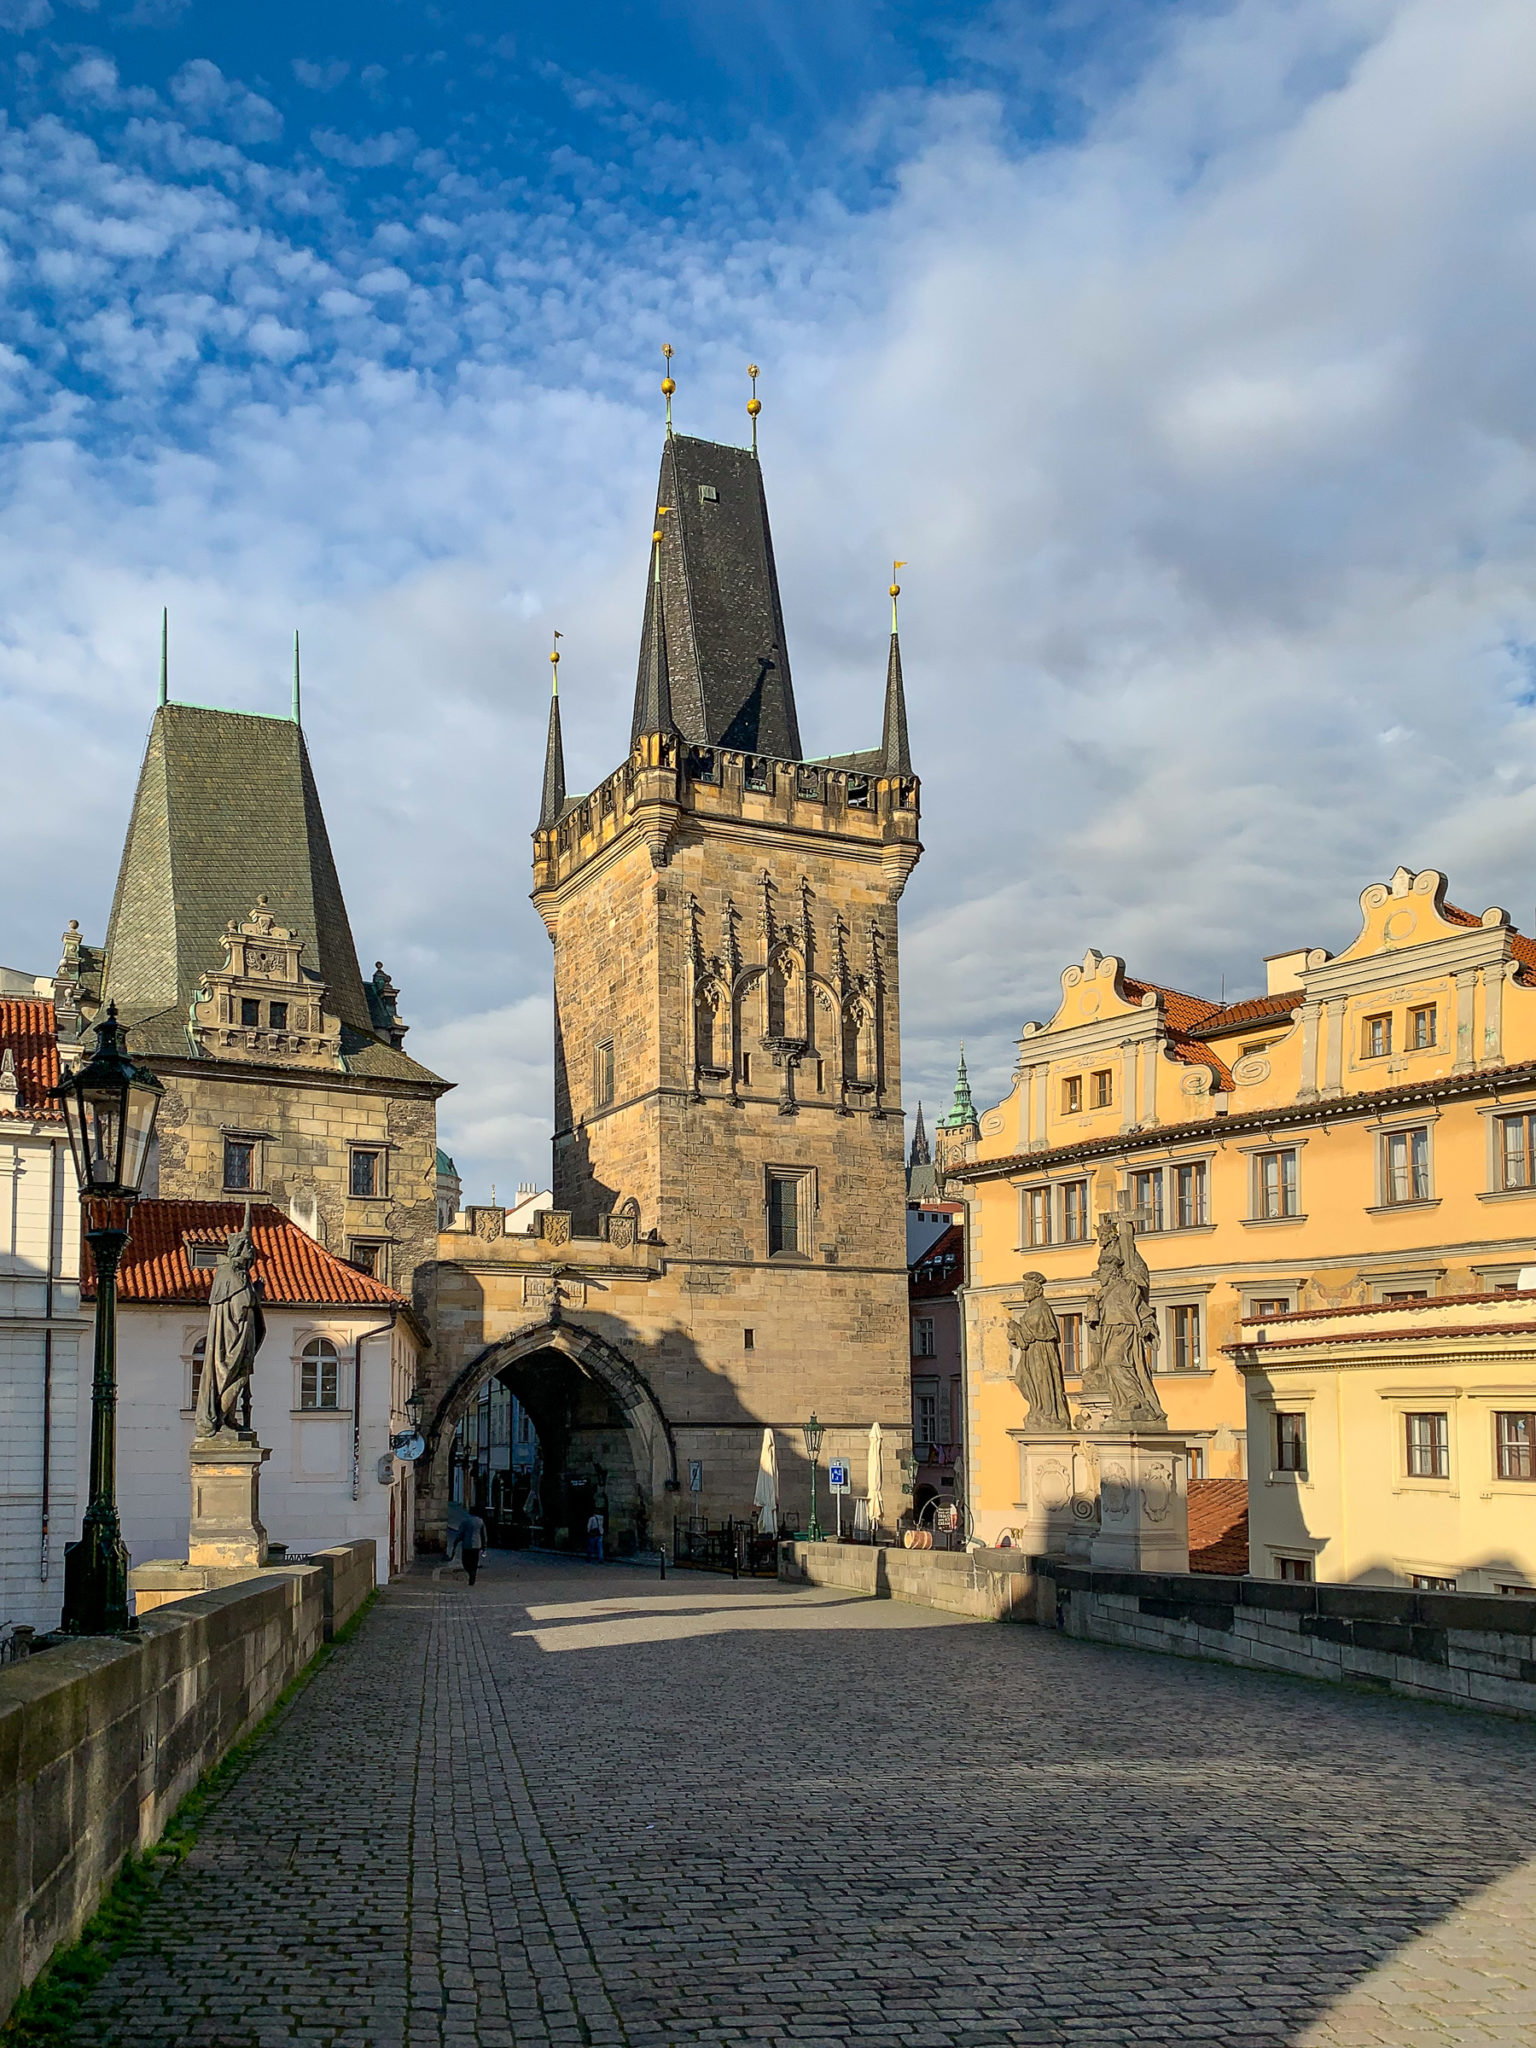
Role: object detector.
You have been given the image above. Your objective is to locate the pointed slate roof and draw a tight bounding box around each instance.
[939,1047,977,1131]
[538,687,567,830]
[632,544,676,739]
[880,632,912,777]
[630,434,802,759]
[101,703,443,1088]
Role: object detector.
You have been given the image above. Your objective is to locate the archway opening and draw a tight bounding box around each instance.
[441,1340,651,1556]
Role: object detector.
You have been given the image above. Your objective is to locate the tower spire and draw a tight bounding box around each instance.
[538,630,567,830]
[909,1099,930,1168]
[747,361,761,458]
[941,1044,976,1131]
[880,562,912,777]
[661,342,676,438]
[159,608,168,708]
[633,510,676,737]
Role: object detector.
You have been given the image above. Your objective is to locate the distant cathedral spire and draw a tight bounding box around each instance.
[909,1099,930,1167]
[538,632,566,830]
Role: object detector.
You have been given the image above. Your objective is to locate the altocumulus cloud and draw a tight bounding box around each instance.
[1,0,1536,1196]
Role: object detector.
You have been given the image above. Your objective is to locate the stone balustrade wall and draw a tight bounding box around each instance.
[0,1539,374,2022]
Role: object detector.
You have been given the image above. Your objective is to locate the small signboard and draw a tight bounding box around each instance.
[688,1460,704,1494]
[828,1460,851,1493]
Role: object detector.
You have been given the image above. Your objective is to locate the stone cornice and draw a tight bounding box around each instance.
[951,1057,1536,1184]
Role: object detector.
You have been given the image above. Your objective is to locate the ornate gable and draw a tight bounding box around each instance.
[189,897,342,1068]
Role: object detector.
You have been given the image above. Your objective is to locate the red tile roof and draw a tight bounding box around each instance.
[1188,1478,1248,1576]
[0,999,61,1120]
[87,1199,407,1309]
[1186,991,1303,1039]
[1121,978,1221,1033]
[910,1222,964,1298]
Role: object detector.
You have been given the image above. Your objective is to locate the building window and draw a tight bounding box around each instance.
[348,1242,383,1278]
[1498,1112,1536,1190]
[914,1384,939,1450]
[1255,1148,1298,1219]
[1383,1126,1430,1204]
[1186,1446,1206,1480]
[350,1148,383,1199]
[814,1057,825,1093]
[1130,1168,1163,1233]
[767,1170,809,1257]
[1024,1186,1052,1248]
[1062,1076,1082,1115]
[1173,1161,1208,1229]
[1167,1303,1202,1372]
[1059,1313,1082,1377]
[1411,1574,1457,1593]
[240,996,261,1029]
[1382,1288,1429,1302]
[1495,1411,1535,1481]
[1275,1411,1308,1474]
[743,1328,754,1351]
[1277,1555,1314,1583]
[913,1316,936,1358]
[1405,1411,1449,1478]
[1062,1180,1089,1242]
[223,1138,255,1191]
[190,1337,206,1408]
[269,1001,289,1031]
[1251,1296,1290,1318]
[1363,1013,1391,1058]
[300,1337,340,1410]
[1090,1068,1113,1108]
[594,1038,615,1110]
[1409,1005,1436,1050]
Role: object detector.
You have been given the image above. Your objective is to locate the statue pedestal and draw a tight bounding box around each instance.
[188,1435,270,1570]
[1010,1432,1104,1563]
[1086,1432,1189,1573]
[1009,1428,1190,1572]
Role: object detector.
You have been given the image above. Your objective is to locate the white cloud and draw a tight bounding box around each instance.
[169,59,281,146]
[4,0,1536,1183]
[310,127,418,170]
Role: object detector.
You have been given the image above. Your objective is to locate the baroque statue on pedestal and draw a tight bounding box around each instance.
[1006,1273,1073,1431]
[193,1205,267,1439]
[1081,1215,1167,1429]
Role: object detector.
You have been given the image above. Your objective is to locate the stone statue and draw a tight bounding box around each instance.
[1006,1274,1072,1431]
[1082,1216,1167,1429]
[193,1205,267,1439]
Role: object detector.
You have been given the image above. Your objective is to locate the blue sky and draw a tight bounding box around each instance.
[3,0,1536,1198]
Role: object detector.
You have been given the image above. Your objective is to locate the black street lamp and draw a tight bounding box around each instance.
[801,1412,825,1543]
[51,1004,163,1635]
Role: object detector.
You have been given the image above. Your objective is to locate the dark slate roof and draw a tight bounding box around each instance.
[102,704,443,1088]
[538,689,567,829]
[631,435,802,760]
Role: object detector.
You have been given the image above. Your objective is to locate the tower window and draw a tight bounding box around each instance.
[269,1001,288,1031]
[745,758,769,793]
[240,997,261,1028]
[350,1148,384,1198]
[741,1051,752,1086]
[766,1170,811,1257]
[594,1039,615,1109]
[698,484,718,502]
[744,1328,754,1350]
[223,1138,255,1191]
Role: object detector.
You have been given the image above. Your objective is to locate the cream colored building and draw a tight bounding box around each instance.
[1237,1293,1536,1593]
[955,865,1536,1554]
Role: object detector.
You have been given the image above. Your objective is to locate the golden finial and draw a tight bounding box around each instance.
[550,628,562,699]
[890,560,907,633]
[661,342,675,434]
[652,506,671,582]
[746,362,761,455]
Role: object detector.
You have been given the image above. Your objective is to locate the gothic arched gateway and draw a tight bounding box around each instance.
[416,1317,679,1554]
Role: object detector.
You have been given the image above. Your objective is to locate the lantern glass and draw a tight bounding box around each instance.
[53,1005,163,1201]
[802,1413,824,1458]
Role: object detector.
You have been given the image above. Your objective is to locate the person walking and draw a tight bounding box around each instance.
[586,1509,604,1563]
[460,1509,488,1585]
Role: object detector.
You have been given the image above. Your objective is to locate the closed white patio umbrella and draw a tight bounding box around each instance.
[753,1427,779,1532]
[867,1421,885,1535]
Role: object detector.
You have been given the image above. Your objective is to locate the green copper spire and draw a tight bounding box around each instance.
[939,1044,976,1130]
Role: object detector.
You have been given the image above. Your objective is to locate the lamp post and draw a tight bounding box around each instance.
[50,1004,163,1635]
[801,1412,824,1542]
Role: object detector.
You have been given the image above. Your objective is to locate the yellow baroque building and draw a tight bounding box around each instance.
[954,865,1536,1577]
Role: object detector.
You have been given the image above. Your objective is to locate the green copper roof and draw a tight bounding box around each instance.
[938,1046,977,1130]
[102,702,443,1088]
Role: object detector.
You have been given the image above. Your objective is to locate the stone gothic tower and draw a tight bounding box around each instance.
[460,423,926,1533]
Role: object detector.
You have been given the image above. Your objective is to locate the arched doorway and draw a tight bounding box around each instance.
[417,1318,678,1556]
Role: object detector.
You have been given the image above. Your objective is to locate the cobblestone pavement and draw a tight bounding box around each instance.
[67,1552,1536,2048]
